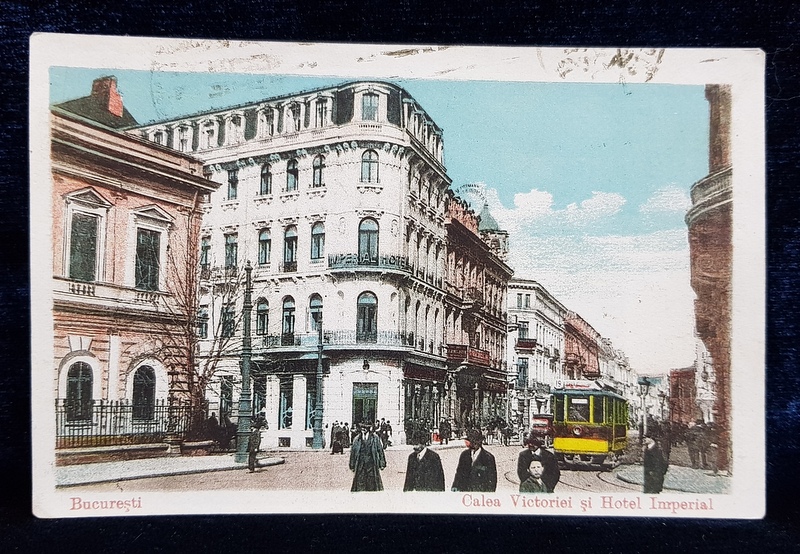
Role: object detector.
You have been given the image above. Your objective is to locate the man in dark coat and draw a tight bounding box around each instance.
[517,435,561,492]
[451,429,497,492]
[403,440,445,491]
[642,436,669,493]
[349,423,386,491]
[247,420,264,473]
[439,418,451,445]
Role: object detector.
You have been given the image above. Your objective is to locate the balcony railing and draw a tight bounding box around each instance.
[261,330,426,349]
[446,343,491,367]
[280,261,298,273]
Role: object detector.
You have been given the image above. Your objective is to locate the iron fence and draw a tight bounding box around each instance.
[55,398,192,449]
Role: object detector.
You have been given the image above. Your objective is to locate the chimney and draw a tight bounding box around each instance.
[91,76,124,118]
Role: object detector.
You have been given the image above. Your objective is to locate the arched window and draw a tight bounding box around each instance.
[283,226,297,272]
[361,150,379,183]
[258,229,271,265]
[66,362,93,421]
[358,218,379,265]
[312,155,325,187]
[357,292,378,343]
[256,299,269,335]
[286,159,298,192]
[310,222,325,260]
[362,93,378,121]
[282,297,296,345]
[132,365,156,420]
[309,294,323,331]
[260,164,272,195]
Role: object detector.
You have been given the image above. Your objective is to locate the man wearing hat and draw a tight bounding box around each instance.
[247,419,265,473]
[451,429,497,492]
[403,437,445,492]
[349,422,386,491]
[517,435,560,492]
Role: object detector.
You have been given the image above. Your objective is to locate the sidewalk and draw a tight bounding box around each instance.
[55,440,467,487]
[56,453,285,488]
[614,464,731,494]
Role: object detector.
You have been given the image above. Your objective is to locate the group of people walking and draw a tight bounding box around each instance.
[348,425,562,494]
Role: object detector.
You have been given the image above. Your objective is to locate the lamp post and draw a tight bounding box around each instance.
[658,390,667,422]
[234,262,253,464]
[637,376,652,443]
[311,314,324,449]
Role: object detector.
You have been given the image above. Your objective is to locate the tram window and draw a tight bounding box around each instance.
[593,396,604,424]
[567,397,589,422]
[554,395,565,422]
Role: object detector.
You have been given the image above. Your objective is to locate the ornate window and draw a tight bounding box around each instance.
[260,164,272,195]
[283,226,297,272]
[135,228,160,291]
[358,218,379,264]
[282,297,296,345]
[256,299,269,336]
[258,229,271,265]
[200,236,211,271]
[312,155,325,187]
[198,305,209,339]
[221,304,235,338]
[132,365,156,420]
[310,222,325,260]
[286,159,299,192]
[224,233,238,269]
[357,291,378,343]
[66,362,92,421]
[362,93,378,121]
[315,99,328,127]
[227,169,238,200]
[361,150,379,183]
[309,294,323,331]
[69,212,99,282]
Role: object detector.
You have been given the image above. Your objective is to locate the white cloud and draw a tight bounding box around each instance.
[563,191,626,225]
[484,185,695,372]
[639,184,692,214]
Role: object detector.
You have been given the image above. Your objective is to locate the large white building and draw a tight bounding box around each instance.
[506,279,566,425]
[137,81,509,447]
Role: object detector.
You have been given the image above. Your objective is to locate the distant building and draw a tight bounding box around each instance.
[52,77,216,453]
[506,278,566,424]
[668,366,697,425]
[563,311,601,380]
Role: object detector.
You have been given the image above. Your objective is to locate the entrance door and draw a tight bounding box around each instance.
[352,382,378,426]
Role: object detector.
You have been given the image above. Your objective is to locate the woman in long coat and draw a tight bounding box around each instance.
[643,436,669,493]
[349,424,386,491]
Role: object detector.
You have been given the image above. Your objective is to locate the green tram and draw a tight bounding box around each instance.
[551,381,628,469]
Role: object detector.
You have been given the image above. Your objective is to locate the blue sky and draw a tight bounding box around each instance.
[50,68,710,373]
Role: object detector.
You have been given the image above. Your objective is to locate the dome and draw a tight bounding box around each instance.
[478,202,500,232]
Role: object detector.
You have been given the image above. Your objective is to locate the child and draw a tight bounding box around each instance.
[520,458,547,493]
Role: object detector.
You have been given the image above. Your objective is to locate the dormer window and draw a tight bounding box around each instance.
[362,93,378,121]
[153,131,165,145]
[315,99,328,128]
[177,127,189,152]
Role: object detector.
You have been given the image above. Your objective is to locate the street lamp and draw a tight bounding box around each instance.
[637,376,652,443]
[234,262,253,464]
[658,390,667,421]
[311,314,325,449]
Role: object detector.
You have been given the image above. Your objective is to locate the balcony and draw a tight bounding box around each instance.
[280,261,298,273]
[446,343,491,367]
[515,338,538,351]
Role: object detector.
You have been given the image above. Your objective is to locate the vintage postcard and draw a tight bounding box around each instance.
[30,35,765,518]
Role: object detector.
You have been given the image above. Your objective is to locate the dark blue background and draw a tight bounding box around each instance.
[1,1,797,550]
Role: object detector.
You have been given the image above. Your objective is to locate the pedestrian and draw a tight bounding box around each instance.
[247,420,264,473]
[384,420,393,447]
[697,420,710,469]
[439,418,451,445]
[451,428,497,492]
[206,412,220,448]
[685,420,700,468]
[349,422,386,491]
[517,435,560,492]
[642,435,668,493]
[519,458,547,493]
[342,423,351,448]
[403,438,445,492]
[660,421,672,463]
[330,421,343,455]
